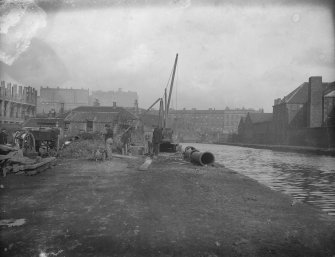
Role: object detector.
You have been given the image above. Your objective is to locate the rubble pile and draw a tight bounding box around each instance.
[0,145,56,176]
[59,140,105,159]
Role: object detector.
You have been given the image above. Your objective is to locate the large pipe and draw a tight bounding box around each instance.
[183,146,215,166]
[190,151,215,166]
[183,146,196,160]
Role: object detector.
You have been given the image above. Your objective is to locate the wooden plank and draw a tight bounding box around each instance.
[0,145,17,152]
[138,158,152,171]
[111,154,139,160]
[0,155,11,161]
[22,157,56,170]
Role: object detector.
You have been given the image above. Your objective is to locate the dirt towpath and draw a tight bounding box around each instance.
[0,155,334,257]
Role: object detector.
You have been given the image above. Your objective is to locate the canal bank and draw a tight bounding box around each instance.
[214,142,335,156]
[182,143,335,216]
[0,155,335,257]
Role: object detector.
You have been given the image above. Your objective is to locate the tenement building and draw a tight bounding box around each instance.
[272,76,335,147]
[38,87,90,114]
[91,89,138,108]
[168,108,262,142]
[0,80,37,125]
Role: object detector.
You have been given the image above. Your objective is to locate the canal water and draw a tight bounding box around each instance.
[181,143,335,216]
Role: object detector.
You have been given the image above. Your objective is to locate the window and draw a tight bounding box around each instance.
[86,120,93,132]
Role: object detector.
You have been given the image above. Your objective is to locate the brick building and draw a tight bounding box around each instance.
[0,80,37,125]
[64,106,137,135]
[272,76,335,146]
[324,90,335,127]
[238,113,273,144]
[37,87,90,114]
[160,108,262,142]
[170,108,260,132]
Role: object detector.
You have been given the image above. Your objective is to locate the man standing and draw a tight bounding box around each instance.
[104,124,113,160]
[144,129,153,155]
[152,127,162,156]
[121,127,131,155]
[0,128,8,145]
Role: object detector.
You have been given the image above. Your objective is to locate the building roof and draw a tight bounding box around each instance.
[276,80,335,105]
[324,82,335,96]
[325,90,335,98]
[65,106,137,122]
[23,118,64,128]
[282,82,309,104]
[248,113,273,124]
[71,106,125,113]
[64,112,119,123]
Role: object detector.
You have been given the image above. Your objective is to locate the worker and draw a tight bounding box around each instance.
[0,128,8,145]
[144,129,153,155]
[152,127,162,156]
[104,124,113,160]
[121,127,131,155]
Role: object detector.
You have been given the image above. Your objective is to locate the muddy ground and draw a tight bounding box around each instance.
[0,154,334,257]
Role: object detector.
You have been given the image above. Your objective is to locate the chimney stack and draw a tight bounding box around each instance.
[308,76,323,127]
[113,102,117,107]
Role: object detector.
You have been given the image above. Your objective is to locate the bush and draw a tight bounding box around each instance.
[59,139,105,159]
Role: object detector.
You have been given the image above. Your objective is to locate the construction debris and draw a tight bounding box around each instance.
[59,140,105,159]
[0,144,56,177]
[94,148,107,161]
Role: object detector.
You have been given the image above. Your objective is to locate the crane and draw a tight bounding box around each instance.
[143,53,179,152]
[160,53,179,152]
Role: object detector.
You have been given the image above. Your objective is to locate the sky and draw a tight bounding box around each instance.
[0,0,334,112]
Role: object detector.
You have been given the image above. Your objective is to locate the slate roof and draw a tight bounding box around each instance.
[324,82,335,96]
[23,118,64,128]
[248,113,273,124]
[65,106,137,123]
[282,82,308,104]
[325,90,335,98]
[64,112,118,123]
[71,106,125,113]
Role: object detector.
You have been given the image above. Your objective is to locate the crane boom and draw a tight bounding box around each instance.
[144,97,161,114]
[144,53,179,153]
[166,53,178,121]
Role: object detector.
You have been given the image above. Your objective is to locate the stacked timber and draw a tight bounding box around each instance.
[0,145,56,176]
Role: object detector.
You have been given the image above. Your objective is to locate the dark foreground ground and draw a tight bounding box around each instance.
[0,154,335,257]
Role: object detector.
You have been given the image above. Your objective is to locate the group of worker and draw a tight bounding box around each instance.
[103,124,133,159]
[2,125,163,158]
[144,127,163,156]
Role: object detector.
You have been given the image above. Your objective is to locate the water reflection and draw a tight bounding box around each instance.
[182,143,335,216]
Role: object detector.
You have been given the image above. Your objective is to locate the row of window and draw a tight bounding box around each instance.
[175,115,244,120]
[0,120,21,124]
